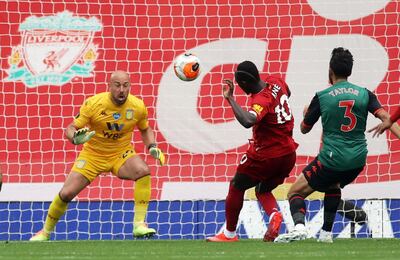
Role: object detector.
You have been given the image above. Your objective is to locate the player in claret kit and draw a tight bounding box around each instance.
[369,106,400,138]
[30,71,165,241]
[206,61,298,242]
[275,47,393,243]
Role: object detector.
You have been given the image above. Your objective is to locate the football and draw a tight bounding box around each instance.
[173,53,201,81]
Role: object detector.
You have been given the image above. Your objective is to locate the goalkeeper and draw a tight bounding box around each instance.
[30,70,165,241]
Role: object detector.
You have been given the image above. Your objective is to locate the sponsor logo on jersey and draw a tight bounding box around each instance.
[102,131,123,140]
[106,122,124,131]
[126,109,134,120]
[4,11,102,87]
[113,112,121,120]
[104,122,124,139]
[252,104,264,115]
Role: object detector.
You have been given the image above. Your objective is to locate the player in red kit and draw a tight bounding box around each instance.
[369,106,400,138]
[206,61,298,242]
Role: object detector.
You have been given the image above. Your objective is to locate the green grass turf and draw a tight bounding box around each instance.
[0,239,399,260]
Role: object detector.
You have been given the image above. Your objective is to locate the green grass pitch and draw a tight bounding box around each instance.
[0,239,398,259]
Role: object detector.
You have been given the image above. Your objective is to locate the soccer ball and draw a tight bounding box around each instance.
[173,53,201,81]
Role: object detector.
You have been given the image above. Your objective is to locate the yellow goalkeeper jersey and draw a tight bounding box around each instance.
[73,92,149,155]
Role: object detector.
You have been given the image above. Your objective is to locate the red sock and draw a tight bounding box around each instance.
[256,191,278,216]
[225,183,245,232]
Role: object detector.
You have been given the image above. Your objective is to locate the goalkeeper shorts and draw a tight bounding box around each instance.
[71,146,137,182]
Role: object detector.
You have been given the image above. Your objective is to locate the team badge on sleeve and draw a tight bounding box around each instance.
[252,104,264,115]
[126,109,134,120]
[75,160,86,169]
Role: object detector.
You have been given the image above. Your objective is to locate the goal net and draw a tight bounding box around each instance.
[0,0,399,240]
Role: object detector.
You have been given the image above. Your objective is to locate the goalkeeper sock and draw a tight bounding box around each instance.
[43,194,68,234]
[256,191,278,216]
[225,183,245,232]
[289,194,306,225]
[134,175,151,226]
[322,189,341,232]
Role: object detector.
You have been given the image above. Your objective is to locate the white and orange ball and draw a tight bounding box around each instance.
[173,53,201,81]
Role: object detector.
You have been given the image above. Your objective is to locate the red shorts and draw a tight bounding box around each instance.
[236,151,296,192]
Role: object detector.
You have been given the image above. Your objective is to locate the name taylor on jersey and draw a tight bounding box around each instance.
[328,87,360,97]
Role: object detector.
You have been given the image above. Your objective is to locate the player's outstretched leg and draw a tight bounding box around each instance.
[29,194,68,242]
[133,175,156,238]
[274,194,308,243]
[206,180,245,242]
[263,211,283,242]
[337,199,370,237]
[133,223,156,238]
[317,230,333,243]
[317,188,341,243]
[29,230,50,242]
[206,232,239,242]
[274,223,307,243]
[255,188,283,242]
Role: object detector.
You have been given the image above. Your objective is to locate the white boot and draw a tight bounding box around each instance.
[317,229,333,243]
[274,224,307,243]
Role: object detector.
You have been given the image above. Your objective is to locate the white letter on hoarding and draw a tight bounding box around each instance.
[157,39,267,153]
[307,0,390,21]
[286,35,389,156]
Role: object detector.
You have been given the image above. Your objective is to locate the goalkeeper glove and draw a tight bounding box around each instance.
[73,127,96,145]
[148,144,166,166]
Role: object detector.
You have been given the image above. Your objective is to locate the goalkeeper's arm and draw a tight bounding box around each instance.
[140,126,165,166]
[65,123,95,145]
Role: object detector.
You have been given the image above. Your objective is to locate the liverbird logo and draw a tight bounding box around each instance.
[5,11,102,87]
[43,48,69,72]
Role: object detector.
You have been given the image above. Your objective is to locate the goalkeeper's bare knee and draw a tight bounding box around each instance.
[58,191,73,203]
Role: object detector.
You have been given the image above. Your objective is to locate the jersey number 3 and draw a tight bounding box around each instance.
[339,100,357,132]
[275,94,292,124]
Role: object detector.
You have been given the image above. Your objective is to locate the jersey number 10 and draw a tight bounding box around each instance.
[274,94,292,124]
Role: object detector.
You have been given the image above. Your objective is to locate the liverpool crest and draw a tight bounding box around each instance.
[5,11,102,87]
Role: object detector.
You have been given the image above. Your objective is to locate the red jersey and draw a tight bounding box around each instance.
[390,106,400,122]
[247,75,298,159]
